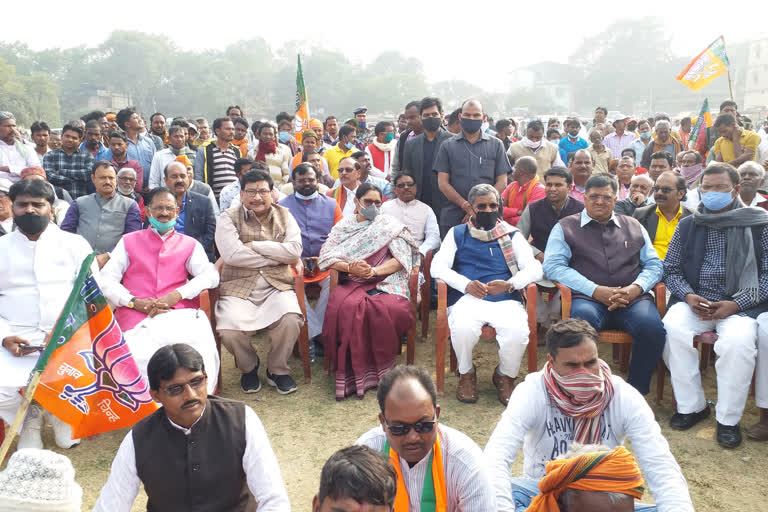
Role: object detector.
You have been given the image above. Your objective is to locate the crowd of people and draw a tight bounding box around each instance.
[0,96,767,510]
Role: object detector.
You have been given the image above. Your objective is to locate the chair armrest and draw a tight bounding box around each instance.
[524,283,537,308]
[653,282,667,317]
[437,279,448,311]
[409,265,420,304]
[552,281,572,319]
[330,269,339,292]
[423,250,435,282]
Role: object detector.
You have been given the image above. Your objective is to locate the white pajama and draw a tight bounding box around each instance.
[305,276,330,340]
[448,295,529,377]
[663,302,758,425]
[754,313,768,408]
[535,288,560,327]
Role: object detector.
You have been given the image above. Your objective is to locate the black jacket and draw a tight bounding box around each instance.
[632,203,693,240]
[401,129,455,217]
[182,190,217,261]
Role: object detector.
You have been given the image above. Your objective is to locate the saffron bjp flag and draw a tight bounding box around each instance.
[33,253,157,439]
[676,36,730,92]
[294,54,310,143]
[689,98,713,152]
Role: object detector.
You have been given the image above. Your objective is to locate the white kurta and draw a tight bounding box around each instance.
[93,405,291,512]
[100,233,221,393]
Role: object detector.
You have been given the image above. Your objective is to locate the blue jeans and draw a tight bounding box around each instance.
[570,298,666,395]
[510,477,657,511]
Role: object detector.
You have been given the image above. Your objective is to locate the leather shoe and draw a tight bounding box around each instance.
[669,406,710,430]
[456,368,478,403]
[492,366,516,406]
[745,421,768,441]
[716,422,742,449]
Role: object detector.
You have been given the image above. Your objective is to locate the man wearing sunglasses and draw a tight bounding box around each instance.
[382,173,440,258]
[94,344,290,511]
[326,156,362,218]
[632,172,692,260]
[356,365,496,511]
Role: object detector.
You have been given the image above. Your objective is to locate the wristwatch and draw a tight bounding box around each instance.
[127,297,137,309]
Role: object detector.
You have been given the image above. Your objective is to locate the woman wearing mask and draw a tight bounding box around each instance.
[318,183,419,400]
[276,114,300,156]
[630,120,653,167]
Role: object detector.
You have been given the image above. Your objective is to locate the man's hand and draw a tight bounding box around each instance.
[465,280,488,299]
[134,298,157,316]
[156,291,182,308]
[2,336,40,357]
[486,280,511,296]
[0,166,10,173]
[630,191,647,206]
[702,300,740,321]
[684,293,713,317]
[147,303,172,318]
[96,253,111,269]
[592,286,618,307]
[607,284,643,311]
[535,252,545,263]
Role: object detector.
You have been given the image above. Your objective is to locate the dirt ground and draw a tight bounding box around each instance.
[7,312,767,511]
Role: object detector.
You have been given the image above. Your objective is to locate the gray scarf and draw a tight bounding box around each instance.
[694,197,768,303]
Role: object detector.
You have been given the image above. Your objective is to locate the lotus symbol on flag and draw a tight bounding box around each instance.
[58,317,153,415]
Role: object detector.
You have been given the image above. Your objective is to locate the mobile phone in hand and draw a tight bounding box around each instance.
[24,345,45,351]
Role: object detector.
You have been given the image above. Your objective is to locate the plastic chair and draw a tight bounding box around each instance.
[435,280,539,396]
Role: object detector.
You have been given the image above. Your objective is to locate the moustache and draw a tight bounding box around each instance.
[174,182,185,187]
[182,399,200,409]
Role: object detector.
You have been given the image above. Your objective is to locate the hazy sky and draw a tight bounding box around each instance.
[4,1,765,89]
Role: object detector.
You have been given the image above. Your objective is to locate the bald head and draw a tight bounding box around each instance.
[513,156,538,181]
[461,99,483,113]
[163,160,187,178]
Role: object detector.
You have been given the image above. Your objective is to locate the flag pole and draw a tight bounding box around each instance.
[722,36,734,101]
[0,372,44,466]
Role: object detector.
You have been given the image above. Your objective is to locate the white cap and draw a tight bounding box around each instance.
[0,449,83,511]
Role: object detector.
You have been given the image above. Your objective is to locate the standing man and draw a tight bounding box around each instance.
[114,107,156,191]
[323,116,339,146]
[391,100,424,176]
[108,131,144,195]
[713,113,761,167]
[149,112,167,146]
[354,107,374,145]
[435,99,511,237]
[195,118,211,145]
[663,163,768,448]
[80,120,110,160]
[93,344,290,511]
[43,123,95,199]
[586,129,613,175]
[30,121,50,162]
[60,160,141,255]
[567,149,593,202]
[500,156,545,226]
[496,119,515,152]
[603,116,636,158]
[215,170,304,395]
[365,121,396,177]
[678,117,692,148]
[543,175,666,396]
[0,111,40,182]
[641,121,681,169]
[194,117,241,199]
[232,117,250,158]
[324,125,357,180]
[401,96,454,220]
[149,125,197,189]
[116,167,144,219]
[632,172,693,260]
[164,161,217,261]
[356,365,497,510]
[506,120,561,178]
[558,119,589,164]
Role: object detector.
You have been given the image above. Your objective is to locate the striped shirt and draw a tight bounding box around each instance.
[357,424,496,512]
[210,146,238,198]
[603,131,637,158]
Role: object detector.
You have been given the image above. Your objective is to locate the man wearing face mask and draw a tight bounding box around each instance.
[366,121,397,177]
[0,179,94,451]
[432,184,542,405]
[354,107,374,145]
[436,99,511,237]
[276,112,300,156]
[484,319,694,512]
[324,125,357,180]
[630,120,653,167]
[507,120,562,178]
[663,163,768,448]
[558,119,588,165]
[280,164,343,352]
[99,187,220,393]
[640,121,681,169]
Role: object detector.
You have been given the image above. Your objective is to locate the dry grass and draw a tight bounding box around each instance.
[6,313,767,511]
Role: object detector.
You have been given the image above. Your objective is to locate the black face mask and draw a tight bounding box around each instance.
[422,117,442,132]
[474,210,498,230]
[14,213,49,236]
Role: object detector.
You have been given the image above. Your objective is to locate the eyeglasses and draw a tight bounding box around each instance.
[244,189,271,198]
[361,199,383,207]
[161,375,207,397]
[586,194,614,203]
[396,182,416,189]
[383,417,437,436]
[338,167,356,174]
[150,205,177,214]
[652,186,676,194]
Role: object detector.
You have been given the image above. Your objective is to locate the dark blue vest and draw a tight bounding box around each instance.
[280,193,336,258]
[448,224,522,306]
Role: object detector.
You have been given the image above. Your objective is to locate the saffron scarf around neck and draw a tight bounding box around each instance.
[383,435,447,512]
[505,176,539,209]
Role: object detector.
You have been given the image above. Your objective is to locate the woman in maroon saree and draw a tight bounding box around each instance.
[318,183,418,399]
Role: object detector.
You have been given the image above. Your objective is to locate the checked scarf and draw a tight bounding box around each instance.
[542,359,614,444]
[466,220,519,276]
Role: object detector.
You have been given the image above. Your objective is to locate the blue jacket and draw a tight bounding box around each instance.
[180,190,217,261]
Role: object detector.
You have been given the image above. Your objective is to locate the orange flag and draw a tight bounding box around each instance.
[294,54,310,143]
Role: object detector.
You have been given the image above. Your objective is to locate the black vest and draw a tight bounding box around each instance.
[133,396,255,512]
[528,197,584,252]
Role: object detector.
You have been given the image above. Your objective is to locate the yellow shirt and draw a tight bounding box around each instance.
[324,144,354,179]
[713,129,761,163]
[654,206,683,260]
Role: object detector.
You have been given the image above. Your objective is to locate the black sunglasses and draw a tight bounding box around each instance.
[384,417,437,436]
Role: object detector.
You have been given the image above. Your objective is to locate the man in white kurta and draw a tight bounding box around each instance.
[381,172,441,258]
[0,178,92,449]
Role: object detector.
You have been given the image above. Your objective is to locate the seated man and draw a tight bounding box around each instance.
[100,187,220,393]
[0,178,11,236]
[279,163,343,347]
[352,150,393,198]
[501,156,545,226]
[543,175,665,396]
[517,167,584,327]
[381,172,441,259]
[432,184,543,405]
[525,444,647,512]
[357,365,496,511]
[614,174,653,216]
[94,344,290,512]
[484,319,694,512]
[326,156,361,217]
[60,160,142,257]
[663,163,768,448]
[738,161,768,210]
[632,171,693,260]
[567,149,592,202]
[18,166,72,225]
[163,161,217,261]
[312,445,396,512]
[216,169,304,395]
[0,179,92,450]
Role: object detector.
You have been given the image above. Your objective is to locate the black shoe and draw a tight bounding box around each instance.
[716,422,742,449]
[669,406,710,430]
[240,359,261,394]
[310,335,324,359]
[266,370,297,395]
